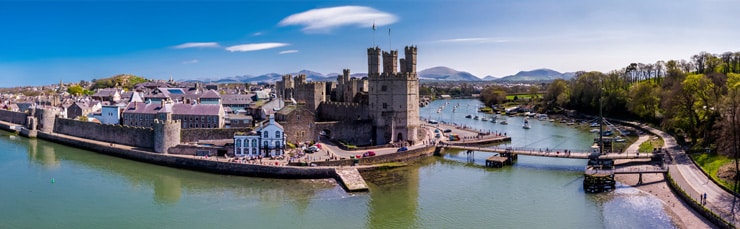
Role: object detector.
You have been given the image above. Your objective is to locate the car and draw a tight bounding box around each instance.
[397,146,408,152]
[443,129,452,133]
[363,151,376,157]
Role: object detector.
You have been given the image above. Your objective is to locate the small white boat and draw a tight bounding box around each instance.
[522,117,531,129]
[500,118,508,125]
[481,117,489,121]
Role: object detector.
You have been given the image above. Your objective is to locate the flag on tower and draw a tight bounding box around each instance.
[372,21,376,31]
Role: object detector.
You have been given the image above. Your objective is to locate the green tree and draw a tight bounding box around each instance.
[543,79,569,110]
[479,86,507,108]
[627,80,661,120]
[67,85,85,96]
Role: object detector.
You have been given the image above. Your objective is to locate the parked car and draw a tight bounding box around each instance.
[363,151,376,157]
[397,146,408,152]
[443,129,452,133]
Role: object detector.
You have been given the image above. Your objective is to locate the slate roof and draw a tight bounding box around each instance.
[123,102,221,116]
[199,89,221,99]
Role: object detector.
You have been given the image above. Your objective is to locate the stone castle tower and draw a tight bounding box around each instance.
[154,105,181,153]
[368,46,420,145]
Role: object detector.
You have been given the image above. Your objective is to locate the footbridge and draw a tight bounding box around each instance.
[438,145,658,160]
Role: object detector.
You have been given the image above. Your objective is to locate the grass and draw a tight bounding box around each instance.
[691,153,736,190]
[638,137,664,152]
[505,94,542,100]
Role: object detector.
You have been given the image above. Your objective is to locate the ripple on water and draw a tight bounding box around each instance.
[604,183,677,229]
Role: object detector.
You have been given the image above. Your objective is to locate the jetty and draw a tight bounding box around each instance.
[334,168,368,192]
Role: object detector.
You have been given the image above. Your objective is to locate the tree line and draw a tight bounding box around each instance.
[538,51,740,156]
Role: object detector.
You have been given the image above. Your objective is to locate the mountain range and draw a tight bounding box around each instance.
[186,67,576,83]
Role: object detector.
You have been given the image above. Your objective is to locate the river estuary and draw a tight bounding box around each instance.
[0,99,675,228]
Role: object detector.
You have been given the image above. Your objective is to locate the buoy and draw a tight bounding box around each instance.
[51,178,55,184]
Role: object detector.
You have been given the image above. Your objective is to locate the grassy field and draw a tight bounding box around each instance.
[638,137,664,152]
[506,94,542,100]
[691,153,736,190]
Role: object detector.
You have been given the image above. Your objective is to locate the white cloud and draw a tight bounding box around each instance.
[433,37,509,44]
[279,50,299,54]
[173,42,220,49]
[253,32,263,36]
[279,6,397,33]
[182,59,199,64]
[225,43,289,52]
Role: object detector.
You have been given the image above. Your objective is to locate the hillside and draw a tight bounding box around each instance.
[493,69,576,82]
[92,74,149,90]
[418,66,481,81]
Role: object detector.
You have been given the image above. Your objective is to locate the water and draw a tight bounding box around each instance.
[0,99,675,228]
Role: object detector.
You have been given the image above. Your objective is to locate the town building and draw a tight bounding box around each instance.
[233,115,285,157]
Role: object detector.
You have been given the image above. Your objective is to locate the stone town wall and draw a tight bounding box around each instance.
[315,120,373,146]
[180,127,253,143]
[309,145,435,166]
[0,109,27,126]
[53,118,155,148]
[34,108,58,133]
[36,131,337,179]
[317,101,369,122]
[168,144,225,156]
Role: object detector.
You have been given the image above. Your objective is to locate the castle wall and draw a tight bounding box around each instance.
[34,108,59,133]
[53,118,155,148]
[180,127,253,143]
[0,109,27,126]
[279,105,317,144]
[294,81,325,111]
[315,120,373,146]
[317,102,369,122]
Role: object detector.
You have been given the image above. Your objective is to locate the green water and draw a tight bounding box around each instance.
[0,99,676,228]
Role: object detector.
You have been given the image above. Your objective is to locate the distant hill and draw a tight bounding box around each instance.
[418,66,481,81]
[493,69,576,82]
[482,75,497,81]
[93,74,148,90]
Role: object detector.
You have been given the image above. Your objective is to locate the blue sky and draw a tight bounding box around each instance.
[2,0,739,87]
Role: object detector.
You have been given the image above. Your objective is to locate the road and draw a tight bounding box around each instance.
[635,122,740,227]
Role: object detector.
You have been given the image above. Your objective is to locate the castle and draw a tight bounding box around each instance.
[276,46,420,146]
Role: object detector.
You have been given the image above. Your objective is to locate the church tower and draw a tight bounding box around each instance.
[368,45,420,145]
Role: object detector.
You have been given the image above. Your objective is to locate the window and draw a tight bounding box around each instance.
[383,103,388,109]
[263,141,269,148]
[235,139,241,147]
[251,139,257,147]
[263,131,268,138]
[275,131,281,138]
[274,141,281,148]
[381,85,387,91]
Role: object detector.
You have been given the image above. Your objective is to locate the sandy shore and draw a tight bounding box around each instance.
[614,161,714,229]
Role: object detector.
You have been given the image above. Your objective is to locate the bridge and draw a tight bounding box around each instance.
[436,144,668,193]
[439,145,658,160]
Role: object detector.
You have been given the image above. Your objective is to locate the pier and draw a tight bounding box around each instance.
[334,168,369,192]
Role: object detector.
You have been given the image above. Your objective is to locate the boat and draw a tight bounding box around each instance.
[522,117,531,129]
[589,129,599,133]
[465,114,472,118]
[481,117,489,121]
[473,116,480,120]
[500,118,508,125]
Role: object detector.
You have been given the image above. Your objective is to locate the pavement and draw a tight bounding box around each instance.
[632,122,740,227]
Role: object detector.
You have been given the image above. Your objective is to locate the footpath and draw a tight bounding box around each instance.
[630,122,740,228]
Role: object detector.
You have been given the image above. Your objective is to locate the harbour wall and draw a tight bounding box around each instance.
[309,145,435,167]
[53,118,155,149]
[0,109,27,126]
[36,131,338,179]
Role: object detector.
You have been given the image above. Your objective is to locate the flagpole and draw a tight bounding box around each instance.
[388,28,392,51]
[372,21,376,47]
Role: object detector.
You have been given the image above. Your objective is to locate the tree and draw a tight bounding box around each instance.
[543,79,569,110]
[479,86,507,108]
[67,85,85,96]
[627,80,661,121]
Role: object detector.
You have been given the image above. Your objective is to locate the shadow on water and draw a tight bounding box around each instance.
[4,130,340,206]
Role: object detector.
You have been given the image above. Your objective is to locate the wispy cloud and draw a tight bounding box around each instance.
[225,43,289,52]
[279,50,299,54]
[253,32,263,36]
[182,59,199,64]
[279,6,397,33]
[433,37,509,44]
[173,42,220,49]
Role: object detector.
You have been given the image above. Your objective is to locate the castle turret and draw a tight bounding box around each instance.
[404,46,417,73]
[154,103,180,154]
[368,47,381,75]
[382,50,398,74]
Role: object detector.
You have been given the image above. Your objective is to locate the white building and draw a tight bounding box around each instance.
[234,115,285,157]
[97,105,122,125]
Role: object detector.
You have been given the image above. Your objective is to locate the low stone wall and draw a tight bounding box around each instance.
[36,132,337,179]
[0,109,27,126]
[310,146,436,167]
[180,127,252,143]
[0,120,20,133]
[54,118,154,149]
[168,144,223,156]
